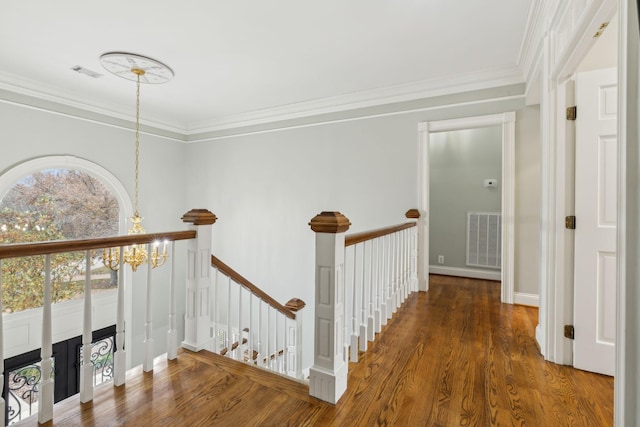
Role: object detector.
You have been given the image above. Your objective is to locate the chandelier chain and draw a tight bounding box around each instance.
[134,73,140,216]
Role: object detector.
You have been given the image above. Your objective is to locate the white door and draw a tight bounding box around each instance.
[573,67,617,376]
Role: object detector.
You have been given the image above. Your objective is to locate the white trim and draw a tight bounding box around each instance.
[537,0,618,368]
[616,2,634,424]
[186,67,524,134]
[419,112,516,304]
[429,266,500,281]
[514,292,540,307]
[186,94,525,144]
[0,65,523,136]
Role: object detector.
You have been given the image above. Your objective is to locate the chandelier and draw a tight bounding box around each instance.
[99,52,174,272]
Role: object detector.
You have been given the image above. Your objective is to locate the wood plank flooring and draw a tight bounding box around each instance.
[23,275,613,426]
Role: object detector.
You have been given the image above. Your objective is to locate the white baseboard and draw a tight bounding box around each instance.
[429,265,501,281]
[514,292,539,307]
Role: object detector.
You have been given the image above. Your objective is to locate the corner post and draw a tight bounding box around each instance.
[285,298,306,379]
[405,209,421,292]
[181,209,217,352]
[308,211,351,404]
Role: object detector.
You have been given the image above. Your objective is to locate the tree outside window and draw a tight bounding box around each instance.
[0,169,119,313]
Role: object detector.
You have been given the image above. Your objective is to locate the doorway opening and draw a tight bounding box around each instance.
[418,113,516,303]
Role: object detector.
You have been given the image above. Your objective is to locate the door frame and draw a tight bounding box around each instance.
[536,1,617,366]
[417,112,516,303]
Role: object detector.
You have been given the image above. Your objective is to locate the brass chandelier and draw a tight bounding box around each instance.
[99,52,174,272]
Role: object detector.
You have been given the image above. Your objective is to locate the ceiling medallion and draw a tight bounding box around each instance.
[99,52,174,84]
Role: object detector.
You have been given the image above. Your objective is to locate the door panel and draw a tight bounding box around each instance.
[573,67,617,376]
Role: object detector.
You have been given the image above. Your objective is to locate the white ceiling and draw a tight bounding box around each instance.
[0,1,532,134]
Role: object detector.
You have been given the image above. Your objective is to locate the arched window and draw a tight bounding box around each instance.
[0,156,131,313]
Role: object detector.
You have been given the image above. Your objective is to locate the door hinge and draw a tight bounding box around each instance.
[566,106,577,121]
[564,325,575,340]
[565,215,576,229]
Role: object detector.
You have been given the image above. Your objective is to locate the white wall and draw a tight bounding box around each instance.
[0,101,188,367]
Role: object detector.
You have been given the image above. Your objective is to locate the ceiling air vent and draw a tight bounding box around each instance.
[70,65,103,78]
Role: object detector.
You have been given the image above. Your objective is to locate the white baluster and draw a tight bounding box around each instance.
[282,311,287,373]
[273,310,278,371]
[258,300,263,365]
[212,269,219,353]
[393,232,402,313]
[38,254,54,424]
[248,294,254,364]
[80,250,93,403]
[401,230,407,299]
[367,239,375,342]
[285,315,292,375]
[143,243,154,372]
[359,242,368,352]
[389,233,397,316]
[381,235,388,325]
[386,234,393,319]
[237,284,242,361]
[0,260,5,418]
[404,229,411,298]
[398,230,407,300]
[168,242,178,360]
[267,305,272,368]
[114,247,126,386]
[374,237,382,333]
[227,276,232,357]
[295,310,303,378]
[350,245,359,362]
[410,225,419,292]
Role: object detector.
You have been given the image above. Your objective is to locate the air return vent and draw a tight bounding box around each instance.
[71,65,103,78]
[466,212,501,269]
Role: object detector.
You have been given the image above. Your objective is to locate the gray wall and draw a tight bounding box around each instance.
[514,105,541,296]
[0,101,188,367]
[184,93,537,369]
[0,85,541,371]
[428,126,502,270]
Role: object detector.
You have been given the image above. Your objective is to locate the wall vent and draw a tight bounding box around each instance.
[466,212,501,269]
[71,65,103,79]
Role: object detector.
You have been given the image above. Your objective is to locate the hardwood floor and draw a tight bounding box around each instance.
[24,275,613,426]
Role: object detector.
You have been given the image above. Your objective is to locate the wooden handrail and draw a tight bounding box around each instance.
[211,255,296,320]
[345,222,416,247]
[0,230,197,260]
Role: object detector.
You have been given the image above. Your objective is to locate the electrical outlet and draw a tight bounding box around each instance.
[438,255,444,264]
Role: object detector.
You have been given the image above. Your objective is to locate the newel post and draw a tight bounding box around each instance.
[181,209,217,352]
[406,209,421,293]
[308,211,351,404]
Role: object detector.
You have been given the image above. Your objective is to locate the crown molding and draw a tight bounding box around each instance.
[184,65,524,134]
[0,65,525,140]
[517,0,560,91]
[0,70,187,134]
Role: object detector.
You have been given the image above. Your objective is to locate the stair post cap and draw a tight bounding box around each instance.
[405,209,420,219]
[181,209,218,225]
[309,212,351,233]
[285,298,306,312]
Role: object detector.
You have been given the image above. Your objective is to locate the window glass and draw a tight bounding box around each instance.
[0,169,120,313]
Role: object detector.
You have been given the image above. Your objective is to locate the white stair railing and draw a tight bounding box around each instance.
[308,209,421,404]
[209,255,305,379]
[0,209,205,425]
